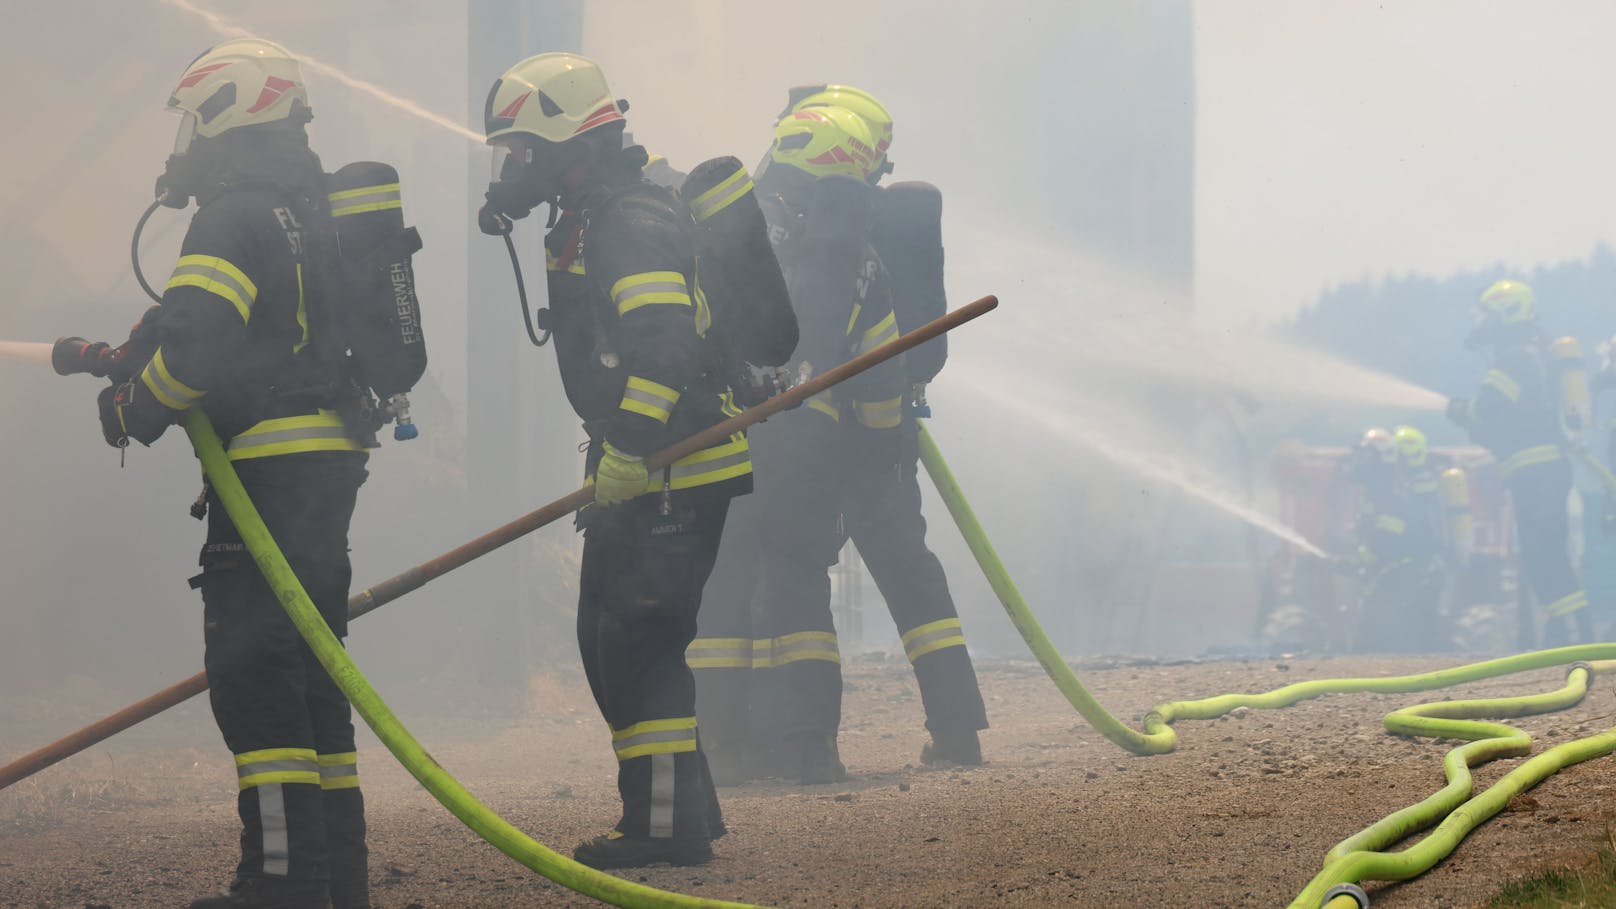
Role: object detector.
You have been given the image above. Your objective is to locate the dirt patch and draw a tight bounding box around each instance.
[4,655,1615,907]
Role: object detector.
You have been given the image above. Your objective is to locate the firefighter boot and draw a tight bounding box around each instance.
[189,877,330,909]
[573,832,715,870]
[323,788,368,909]
[793,733,847,785]
[921,728,983,766]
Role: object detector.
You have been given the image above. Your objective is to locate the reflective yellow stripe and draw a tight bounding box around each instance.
[857,311,900,354]
[239,770,322,789]
[139,348,206,411]
[328,182,402,218]
[902,618,967,662]
[663,434,750,490]
[854,395,904,430]
[1544,591,1589,617]
[845,302,863,337]
[1500,444,1562,477]
[749,631,841,668]
[236,747,318,765]
[227,410,364,462]
[611,271,692,315]
[1374,514,1407,535]
[293,263,310,354]
[688,167,753,222]
[166,254,257,323]
[612,717,699,761]
[686,637,753,669]
[317,752,359,790]
[807,393,841,422]
[620,375,681,424]
[1483,369,1522,402]
[235,747,319,791]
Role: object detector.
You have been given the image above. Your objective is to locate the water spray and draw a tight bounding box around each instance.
[956,375,1329,558]
[0,342,52,364]
[160,0,484,146]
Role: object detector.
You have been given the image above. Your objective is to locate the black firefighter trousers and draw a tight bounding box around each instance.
[578,496,729,842]
[1510,461,1593,647]
[844,421,988,739]
[692,415,987,765]
[197,451,369,905]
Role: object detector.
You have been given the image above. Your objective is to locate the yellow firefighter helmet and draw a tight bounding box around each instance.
[168,39,310,151]
[484,52,624,146]
[766,106,878,181]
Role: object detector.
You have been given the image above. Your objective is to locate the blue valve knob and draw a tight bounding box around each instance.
[394,422,419,441]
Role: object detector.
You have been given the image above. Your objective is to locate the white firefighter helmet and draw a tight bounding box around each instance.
[484,52,624,146]
[168,39,310,152]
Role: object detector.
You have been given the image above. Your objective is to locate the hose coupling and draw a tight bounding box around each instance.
[1321,882,1369,908]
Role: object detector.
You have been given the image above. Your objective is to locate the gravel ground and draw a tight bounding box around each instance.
[4,655,1615,908]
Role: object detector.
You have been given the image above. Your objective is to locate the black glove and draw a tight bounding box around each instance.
[99,379,173,448]
[1445,397,1470,427]
[98,382,131,448]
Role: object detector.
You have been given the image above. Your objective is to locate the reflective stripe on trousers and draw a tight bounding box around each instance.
[1545,590,1589,617]
[902,618,968,663]
[1500,444,1562,478]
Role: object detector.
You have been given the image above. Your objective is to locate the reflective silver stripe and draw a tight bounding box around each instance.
[141,354,204,410]
[170,262,256,316]
[228,425,352,452]
[649,753,676,838]
[613,727,697,759]
[259,782,290,876]
[669,446,750,482]
[236,758,319,780]
[319,762,358,780]
[621,382,679,421]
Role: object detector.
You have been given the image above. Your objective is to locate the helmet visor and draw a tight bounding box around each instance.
[490,142,534,183]
[172,111,199,156]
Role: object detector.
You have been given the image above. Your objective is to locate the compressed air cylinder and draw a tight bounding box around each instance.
[327,161,428,401]
[1551,336,1591,437]
[1440,467,1473,560]
[681,156,797,367]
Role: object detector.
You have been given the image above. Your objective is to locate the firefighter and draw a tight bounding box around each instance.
[1448,279,1592,647]
[89,40,372,909]
[479,53,748,869]
[1345,428,1441,651]
[784,87,988,764]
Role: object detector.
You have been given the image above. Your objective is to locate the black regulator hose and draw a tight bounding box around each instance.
[502,229,550,348]
[132,197,166,305]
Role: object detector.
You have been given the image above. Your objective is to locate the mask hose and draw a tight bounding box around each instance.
[131,197,166,305]
[501,229,549,347]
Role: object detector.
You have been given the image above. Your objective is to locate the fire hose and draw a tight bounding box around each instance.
[919,422,1616,906]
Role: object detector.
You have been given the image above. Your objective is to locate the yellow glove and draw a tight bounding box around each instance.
[595,441,648,506]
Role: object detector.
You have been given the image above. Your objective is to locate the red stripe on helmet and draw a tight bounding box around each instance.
[497,92,530,119]
[574,102,624,134]
[246,76,296,114]
[175,62,232,92]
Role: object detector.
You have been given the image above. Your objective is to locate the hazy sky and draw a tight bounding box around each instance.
[1196,1,1616,325]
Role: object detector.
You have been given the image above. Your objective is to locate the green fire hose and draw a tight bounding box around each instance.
[918,421,1616,906]
[185,410,763,909]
